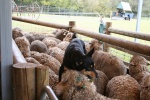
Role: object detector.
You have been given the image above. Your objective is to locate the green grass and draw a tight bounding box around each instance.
[12,14,150,69]
[12,14,150,34]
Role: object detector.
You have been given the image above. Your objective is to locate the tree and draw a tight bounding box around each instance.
[14,0,150,16]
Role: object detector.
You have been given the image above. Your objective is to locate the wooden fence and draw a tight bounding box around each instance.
[12,16,150,62]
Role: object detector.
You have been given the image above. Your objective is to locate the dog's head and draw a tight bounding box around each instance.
[74,48,98,79]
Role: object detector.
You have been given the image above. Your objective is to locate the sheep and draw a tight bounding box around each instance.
[84,41,91,53]
[57,41,69,51]
[63,32,76,42]
[55,70,117,100]
[130,71,150,85]
[90,39,103,51]
[48,47,64,64]
[30,32,47,41]
[42,37,58,49]
[45,37,61,44]
[129,55,149,75]
[23,32,35,43]
[25,57,41,65]
[15,36,30,57]
[106,75,140,100]
[49,68,58,90]
[140,74,150,100]
[12,27,24,39]
[94,70,109,95]
[52,29,68,41]
[90,39,127,80]
[57,32,77,51]
[30,51,60,74]
[129,55,150,84]
[30,40,48,53]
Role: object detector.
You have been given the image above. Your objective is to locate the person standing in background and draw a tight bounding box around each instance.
[128,14,130,21]
[99,16,106,33]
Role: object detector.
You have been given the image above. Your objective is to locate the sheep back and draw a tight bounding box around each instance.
[49,68,58,90]
[30,40,48,53]
[92,50,126,80]
[94,70,109,95]
[57,41,69,51]
[140,74,150,100]
[106,75,140,100]
[23,32,35,43]
[15,36,30,57]
[48,47,64,63]
[25,57,40,65]
[42,37,58,49]
[30,51,60,74]
[131,71,149,84]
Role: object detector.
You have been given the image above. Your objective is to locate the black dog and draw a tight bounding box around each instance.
[59,38,98,82]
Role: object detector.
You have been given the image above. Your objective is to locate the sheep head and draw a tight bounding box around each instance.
[63,32,76,42]
[130,55,149,66]
[129,55,149,75]
[89,39,103,51]
[54,29,68,41]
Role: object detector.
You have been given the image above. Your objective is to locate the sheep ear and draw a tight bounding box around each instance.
[87,48,94,57]
[129,62,136,67]
[61,73,70,83]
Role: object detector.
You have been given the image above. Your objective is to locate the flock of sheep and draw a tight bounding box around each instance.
[13,27,150,100]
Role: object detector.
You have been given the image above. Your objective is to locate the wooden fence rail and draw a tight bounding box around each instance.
[108,27,150,41]
[12,16,69,30]
[12,16,150,59]
[71,27,150,56]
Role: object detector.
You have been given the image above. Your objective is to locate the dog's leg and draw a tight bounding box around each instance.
[59,63,64,82]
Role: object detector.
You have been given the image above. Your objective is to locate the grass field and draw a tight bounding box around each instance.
[12,14,150,68]
[13,14,150,33]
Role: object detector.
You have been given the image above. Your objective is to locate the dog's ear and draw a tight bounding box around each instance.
[87,48,94,57]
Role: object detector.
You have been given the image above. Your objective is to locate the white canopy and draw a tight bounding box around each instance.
[117,2,132,12]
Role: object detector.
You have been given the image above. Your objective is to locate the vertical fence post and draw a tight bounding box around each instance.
[13,63,37,100]
[103,22,112,52]
[36,65,49,100]
[69,21,76,31]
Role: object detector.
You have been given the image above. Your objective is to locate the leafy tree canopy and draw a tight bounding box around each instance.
[14,0,150,16]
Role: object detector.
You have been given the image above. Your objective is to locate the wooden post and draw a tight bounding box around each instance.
[103,22,112,52]
[13,63,37,100]
[69,21,76,31]
[36,65,49,100]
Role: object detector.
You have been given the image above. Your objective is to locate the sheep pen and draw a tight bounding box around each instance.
[12,26,150,100]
